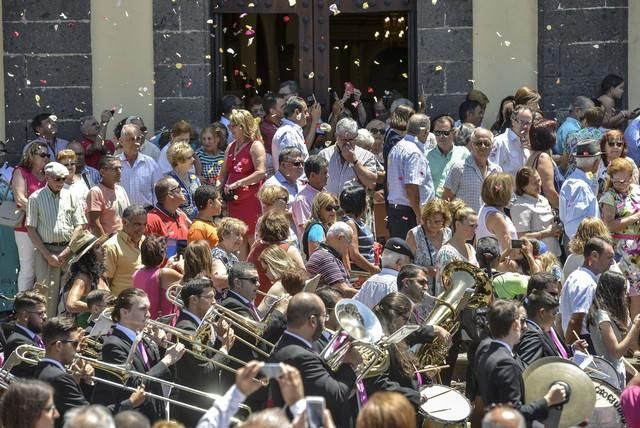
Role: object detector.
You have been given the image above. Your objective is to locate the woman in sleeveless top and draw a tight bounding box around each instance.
[218,109,266,259]
[10,142,48,292]
[526,119,563,210]
[301,192,338,259]
[476,172,518,254]
[406,199,452,294]
[340,186,379,274]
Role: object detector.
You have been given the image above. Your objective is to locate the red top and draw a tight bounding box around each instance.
[132,267,173,318]
[145,206,190,240]
[247,241,289,305]
[12,166,46,232]
[225,141,263,201]
[259,120,279,155]
[80,138,116,169]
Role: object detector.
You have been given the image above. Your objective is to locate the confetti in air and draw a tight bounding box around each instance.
[175,63,183,69]
[329,4,340,15]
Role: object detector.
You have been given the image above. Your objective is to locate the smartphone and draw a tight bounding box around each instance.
[260,363,283,379]
[306,94,316,107]
[511,239,523,249]
[166,238,178,258]
[176,239,188,258]
[306,396,325,428]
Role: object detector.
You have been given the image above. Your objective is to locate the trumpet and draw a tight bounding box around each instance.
[13,344,251,421]
[140,318,266,384]
[166,284,276,358]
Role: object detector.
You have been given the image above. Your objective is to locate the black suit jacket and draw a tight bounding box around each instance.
[515,321,569,367]
[35,361,90,428]
[170,311,229,427]
[476,340,548,425]
[91,327,170,422]
[5,326,39,378]
[270,332,357,428]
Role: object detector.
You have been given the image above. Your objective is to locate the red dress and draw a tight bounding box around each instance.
[225,140,263,235]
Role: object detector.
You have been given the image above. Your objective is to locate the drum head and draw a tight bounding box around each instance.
[588,356,622,391]
[420,385,471,423]
[591,379,626,427]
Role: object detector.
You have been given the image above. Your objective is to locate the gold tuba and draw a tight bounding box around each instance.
[415,261,493,367]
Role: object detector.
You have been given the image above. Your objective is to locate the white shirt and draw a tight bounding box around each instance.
[560,267,598,335]
[511,193,561,257]
[0,163,14,183]
[490,128,529,179]
[386,135,434,206]
[272,118,308,171]
[119,152,164,206]
[354,268,399,308]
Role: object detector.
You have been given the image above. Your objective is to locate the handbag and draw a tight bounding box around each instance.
[0,178,25,228]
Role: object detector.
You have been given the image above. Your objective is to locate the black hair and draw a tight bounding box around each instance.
[42,316,76,345]
[263,93,283,114]
[283,97,306,118]
[112,288,147,322]
[221,95,241,115]
[86,289,111,309]
[600,74,624,96]
[304,155,328,178]
[527,272,558,295]
[587,271,629,335]
[339,186,367,218]
[397,264,428,293]
[458,100,481,123]
[31,113,52,135]
[194,185,220,210]
[228,262,257,290]
[523,290,558,319]
[14,291,46,314]
[180,277,213,309]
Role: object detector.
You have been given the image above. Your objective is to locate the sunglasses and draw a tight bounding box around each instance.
[37,153,50,159]
[607,141,624,148]
[473,141,492,148]
[50,176,66,183]
[286,160,304,167]
[434,130,451,137]
[325,205,339,212]
[62,163,76,168]
[368,128,384,135]
[238,277,259,284]
[58,339,80,347]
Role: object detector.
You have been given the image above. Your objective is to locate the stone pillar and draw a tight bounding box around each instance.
[538,0,628,118]
[416,0,473,118]
[153,0,211,132]
[2,0,92,160]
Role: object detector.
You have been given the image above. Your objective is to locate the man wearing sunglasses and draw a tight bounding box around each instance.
[145,176,190,241]
[5,291,47,378]
[35,317,143,425]
[262,146,304,205]
[426,115,468,197]
[26,162,86,317]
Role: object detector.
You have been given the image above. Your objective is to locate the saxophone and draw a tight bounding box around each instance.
[415,261,493,367]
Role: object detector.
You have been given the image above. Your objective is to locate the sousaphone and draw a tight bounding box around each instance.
[523,356,596,428]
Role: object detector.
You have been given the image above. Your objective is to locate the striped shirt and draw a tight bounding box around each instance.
[195,148,225,185]
[443,156,502,212]
[343,214,375,266]
[386,135,434,206]
[26,185,86,243]
[318,145,377,197]
[119,152,163,206]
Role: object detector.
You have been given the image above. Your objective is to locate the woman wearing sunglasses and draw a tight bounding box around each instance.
[597,129,639,194]
[301,191,338,259]
[600,157,640,319]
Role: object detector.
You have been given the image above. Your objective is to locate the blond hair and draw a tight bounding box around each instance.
[259,245,295,282]
[230,109,260,140]
[309,191,338,225]
[568,218,611,254]
[218,217,248,240]
[56,149,77,164]
[259,185,289,206]
[449,199,476,232]
[166,141,194,167]
[604,157,634,191]
[421,198,452,227]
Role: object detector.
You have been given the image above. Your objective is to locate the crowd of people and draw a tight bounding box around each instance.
[0,74,639,428]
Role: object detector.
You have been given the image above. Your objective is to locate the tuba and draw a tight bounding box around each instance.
[416,261,493,367]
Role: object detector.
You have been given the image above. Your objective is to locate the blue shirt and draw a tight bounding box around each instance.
[262,170,301,205]
[555,116,581,155]
[624,117,640,165]
[559,168,599,237]
[426,145,468,197]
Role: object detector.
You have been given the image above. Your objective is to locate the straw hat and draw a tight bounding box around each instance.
[68,230,110,265]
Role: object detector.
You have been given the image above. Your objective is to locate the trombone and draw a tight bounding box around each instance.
[13,344,251,421]
[166,284,276,358]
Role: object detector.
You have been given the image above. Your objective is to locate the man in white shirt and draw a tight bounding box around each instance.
[490,105,533,179]
[386,113,435,239]
[354,238,413,308]
[272,97,321,171]
[118,124,163,206]
[560,237,614,348]
[262,146,304,205]
[292,155,328,237]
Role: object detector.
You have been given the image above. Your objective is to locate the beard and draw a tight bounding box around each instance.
[27,320,42,334]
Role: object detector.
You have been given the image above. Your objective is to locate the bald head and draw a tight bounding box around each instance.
[286,292,324,328]
[482,406,525,428]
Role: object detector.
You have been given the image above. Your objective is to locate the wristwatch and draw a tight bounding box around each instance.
[351,159,359,167]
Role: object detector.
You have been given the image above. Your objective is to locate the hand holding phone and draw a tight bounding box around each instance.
[260,363,284,379]
[306,396,326,428]
[511,239,523,249]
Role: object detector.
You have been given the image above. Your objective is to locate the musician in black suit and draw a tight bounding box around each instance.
[313,288,342,353]
[516,291,577,366]
[270,292,360,428]
[35,317,143,427]
[475,299,567,425]
[5,291,48,378]
[171,277,236,427]
[91,288,186,423]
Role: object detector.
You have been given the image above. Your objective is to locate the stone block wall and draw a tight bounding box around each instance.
[416,0,473,118]
[2,0,92,160]
[538,0,628,118]
[153,0,212,132]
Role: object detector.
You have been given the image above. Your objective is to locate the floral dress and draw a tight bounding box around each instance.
[600,184,640,294]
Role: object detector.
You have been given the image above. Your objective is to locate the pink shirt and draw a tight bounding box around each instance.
[132,267,173,318]
[291,184,320,238]
[12,166,46,232]
[86,183,130,234]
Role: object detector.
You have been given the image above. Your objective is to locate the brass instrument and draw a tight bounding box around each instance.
[415,261,493,367]
[257,290,291,328]
[166,284,276,358]
[320,299,388,381]
[13,344,251,421]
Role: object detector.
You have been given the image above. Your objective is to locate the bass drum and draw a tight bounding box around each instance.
[571,355,622,391]
[420,385,471,428]
[590,379,626,427]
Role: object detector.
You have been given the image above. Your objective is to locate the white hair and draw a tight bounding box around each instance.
[336,118,358,138]
[327,221,353,239]
[575,156,599,171]
[355,128,375,150]
[380,249,410,269]
[64,405,115,428]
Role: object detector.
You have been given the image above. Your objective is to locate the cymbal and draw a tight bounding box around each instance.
[523,356,596,428]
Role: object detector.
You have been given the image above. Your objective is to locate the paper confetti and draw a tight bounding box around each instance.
[504,41,511,47]
[307,72,315,79]
[256,77,263,85]
[283,15,290,23]
[329,4,340,15]
[363,2,369,9]
[289,0,296,5]
[435,65,443,71]
[546,24,552,31]
[248,37,254,46]
[175,63,183,69]
[35,94,41,107]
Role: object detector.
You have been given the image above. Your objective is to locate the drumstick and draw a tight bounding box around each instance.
[572,331,590,355]
[423,388,456,400]
[416,365,450,374]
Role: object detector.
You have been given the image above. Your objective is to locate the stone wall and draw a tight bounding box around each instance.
[2,0,92,160]
[538,0,628,118]
[416,0,473,118]
[153,0,212,132]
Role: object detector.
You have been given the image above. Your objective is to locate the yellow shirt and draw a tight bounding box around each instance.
[187,219,219,248]
[104,230,142,297]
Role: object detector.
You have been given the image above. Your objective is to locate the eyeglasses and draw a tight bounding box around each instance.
[50,176,66,182]
[325,205,339,212]
[43,404,57,414]
[169,186,185,194]
[132,135,145,143]
[516,119,532,127]
[238,277,259,284]
[368,128,384,135]
[58,339,80,347]
[199,293,216,300]
[607,141,624,148]
[473,141,492,148]
[612,177,631,185]
[411,278,429,286]
[61,163,76,168]
[37,153,50,159]
[286,160,304,167]
[311,313,330,322]
[28,310,47,318]
[434,130,451,137]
